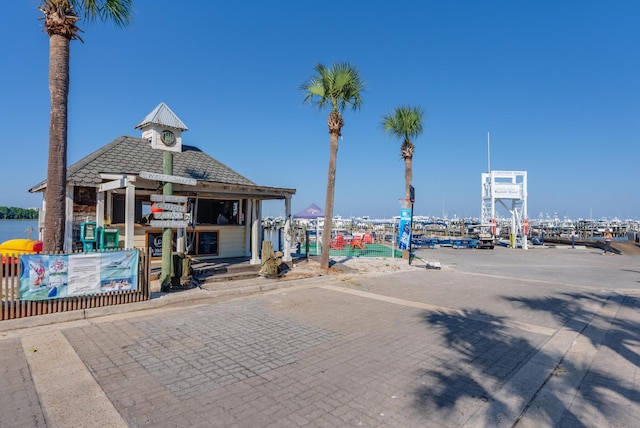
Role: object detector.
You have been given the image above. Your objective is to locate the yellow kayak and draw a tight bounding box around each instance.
[1,239,43,264]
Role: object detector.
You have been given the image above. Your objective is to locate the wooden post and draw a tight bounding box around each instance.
[160,151,173,291]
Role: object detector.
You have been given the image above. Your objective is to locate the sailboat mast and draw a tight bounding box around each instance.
[487,131,491,173]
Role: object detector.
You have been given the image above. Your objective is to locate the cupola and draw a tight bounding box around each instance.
[135,102,188,153]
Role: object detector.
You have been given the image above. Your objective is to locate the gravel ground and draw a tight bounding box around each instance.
[285,256,424,280]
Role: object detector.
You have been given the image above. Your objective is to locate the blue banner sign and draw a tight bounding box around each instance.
[398,208,412,250]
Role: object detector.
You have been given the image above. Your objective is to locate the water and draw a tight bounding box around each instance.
[0,219,39,243]
[264,228,284,251]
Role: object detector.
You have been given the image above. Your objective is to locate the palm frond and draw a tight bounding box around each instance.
[382,105,425,141]
[300,62,365,113]
[73,0,133,27]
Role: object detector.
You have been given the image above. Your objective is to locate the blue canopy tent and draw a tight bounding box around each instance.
[293,203,324,219]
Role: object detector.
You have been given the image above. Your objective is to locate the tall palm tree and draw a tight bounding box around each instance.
[382,106,424,202]
[38,0,132,252]
[300,63,365,270]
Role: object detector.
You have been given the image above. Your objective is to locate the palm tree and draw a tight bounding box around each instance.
[300,63,365,270]
[38,0,132,252]
[382,106,424,202]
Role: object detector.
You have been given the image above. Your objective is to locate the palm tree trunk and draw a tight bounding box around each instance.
[320,129,340,270]
[43,33,70,252]
[404,156,413,201]
[403,156,414,259]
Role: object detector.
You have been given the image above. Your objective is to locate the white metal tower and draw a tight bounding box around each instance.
[481,170,528,249]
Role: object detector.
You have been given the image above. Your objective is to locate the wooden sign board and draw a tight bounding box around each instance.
[153,202,187,212]
[140,171,196,186]
[150,220,189,229]
[153,212,184,220]
[150,194,188,203]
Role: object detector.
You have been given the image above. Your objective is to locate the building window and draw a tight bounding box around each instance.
[196,199,240,224]
[112,196,143,224]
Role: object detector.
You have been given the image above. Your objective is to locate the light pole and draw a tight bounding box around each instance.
[409,185,415,266]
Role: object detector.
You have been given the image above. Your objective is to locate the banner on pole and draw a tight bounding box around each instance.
[398,208,412,250]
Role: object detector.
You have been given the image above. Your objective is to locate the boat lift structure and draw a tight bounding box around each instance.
[481,170,528,249]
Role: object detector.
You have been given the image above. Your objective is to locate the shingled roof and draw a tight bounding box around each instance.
[29,136,257,191]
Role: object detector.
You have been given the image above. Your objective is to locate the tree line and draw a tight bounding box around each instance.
[0,206,39,220]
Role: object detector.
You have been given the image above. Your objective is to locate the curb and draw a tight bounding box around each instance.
[0,274,334,333]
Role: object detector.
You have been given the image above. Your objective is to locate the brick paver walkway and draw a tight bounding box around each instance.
[2,246,640,427]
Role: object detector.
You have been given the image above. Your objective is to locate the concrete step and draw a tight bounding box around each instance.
[195,269,261,284]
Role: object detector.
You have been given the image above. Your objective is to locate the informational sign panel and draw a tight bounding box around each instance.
[19,250,139,300]
[148,232,168,258]
[492,183,522,198]
[147,232,178,258]
[197,231,218,255]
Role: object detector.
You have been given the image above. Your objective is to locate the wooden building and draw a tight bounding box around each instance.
[29,103,296,263]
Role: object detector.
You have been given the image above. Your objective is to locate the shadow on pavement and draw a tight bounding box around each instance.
[504,292,640,424]
[416,292,640,425]
[415,309,544,424]
[507,292,640,371]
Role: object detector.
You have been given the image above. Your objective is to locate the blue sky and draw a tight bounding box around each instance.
[2,1,639,220]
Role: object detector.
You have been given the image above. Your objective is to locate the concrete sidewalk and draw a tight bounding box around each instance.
[1,246,639,427]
